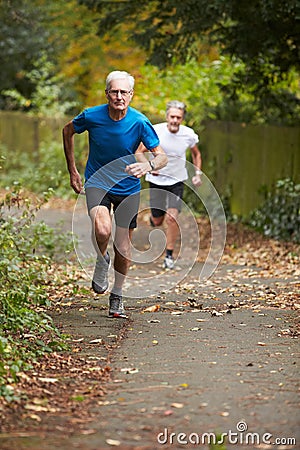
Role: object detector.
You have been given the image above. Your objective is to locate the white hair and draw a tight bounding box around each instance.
[166,100,187,115]
[106,71,135,90]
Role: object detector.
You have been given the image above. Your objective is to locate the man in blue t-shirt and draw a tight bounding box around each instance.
[62,70,167,318]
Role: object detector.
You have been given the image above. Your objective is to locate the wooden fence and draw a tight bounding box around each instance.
[1,111,299,216]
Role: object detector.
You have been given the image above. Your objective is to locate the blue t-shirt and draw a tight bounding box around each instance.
[73,104,160,195]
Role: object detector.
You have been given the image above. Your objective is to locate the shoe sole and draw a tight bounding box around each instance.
[163,264,174,270]
[108,312,128,319]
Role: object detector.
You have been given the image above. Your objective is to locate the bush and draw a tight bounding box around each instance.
[0,140,77,198]
[0,187,73,399]
[136,58,300,128]
[247,178,300,243]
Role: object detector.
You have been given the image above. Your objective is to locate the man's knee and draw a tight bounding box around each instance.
[95,222,111,241]
[90,206,111,241]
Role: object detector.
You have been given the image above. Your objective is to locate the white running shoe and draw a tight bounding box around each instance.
[163,255,175,269]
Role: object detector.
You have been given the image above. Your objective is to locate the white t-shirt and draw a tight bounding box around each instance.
[146,122,199,186]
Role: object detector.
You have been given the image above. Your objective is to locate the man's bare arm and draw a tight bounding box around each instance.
[190,144,203,187]
[62,121,83,193]
[125,144,168,179]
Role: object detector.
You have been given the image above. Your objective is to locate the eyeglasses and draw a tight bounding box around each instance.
[108,89,132,97]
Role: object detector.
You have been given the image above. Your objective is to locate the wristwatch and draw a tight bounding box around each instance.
[149,160,155,172]
[195,169,202,175]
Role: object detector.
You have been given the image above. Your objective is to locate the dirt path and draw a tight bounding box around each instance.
[0,204,299,450]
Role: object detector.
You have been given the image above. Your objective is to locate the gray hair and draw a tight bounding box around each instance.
[106,71,135,90]
[166,100,187,115]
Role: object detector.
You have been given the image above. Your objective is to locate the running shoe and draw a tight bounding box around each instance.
[163,255,175,269]
[92,252,110,294]
[108,293,127,319]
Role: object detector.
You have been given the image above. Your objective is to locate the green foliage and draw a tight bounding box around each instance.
[81,0,300,125]
[2,54,78,116]
[0,188,72,399]
[0,0,55,109]
[0,139,83,199]
[136,58,244,127]
[247,179,300,243]
[2,0,299,124]
[209,435,227,450]
[84,0,299,74]
[135,57,299,129]
[217,64,300,125]
[0,0,85,114]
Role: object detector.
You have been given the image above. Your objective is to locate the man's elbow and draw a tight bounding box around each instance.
[62,124,68,139]
[62,121,74,139]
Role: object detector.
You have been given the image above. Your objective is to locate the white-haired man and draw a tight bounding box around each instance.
[140,100,202,269]
[63,71,167,318]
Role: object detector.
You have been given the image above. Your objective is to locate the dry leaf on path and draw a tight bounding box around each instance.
[142,305,160,313]
[120,367,139,374]
[106,438,121,446]
[89,339,103,344]
[171,402,184,408]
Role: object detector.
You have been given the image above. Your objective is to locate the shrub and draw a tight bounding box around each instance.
[0,140,76,198]
[0,187,73,399]
[247,178,300,243]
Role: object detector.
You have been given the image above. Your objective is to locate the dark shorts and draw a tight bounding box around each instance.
[85,187,140,229]
[149,181,184,218]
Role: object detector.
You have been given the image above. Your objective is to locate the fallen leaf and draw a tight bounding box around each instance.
[38,377,58,383]
[142,305,160,313]
[80,429,96,435]
[120,367,139,374]
[106,438,121,446]
[89,339,103,344]
[211,310,223,316]
[28,414,41,422]
[24,404,57,412]
[171,403,184,408]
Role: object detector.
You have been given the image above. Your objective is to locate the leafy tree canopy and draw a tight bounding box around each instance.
[0,0,146,112]
[0,0,53,104]
[79,0,299,86]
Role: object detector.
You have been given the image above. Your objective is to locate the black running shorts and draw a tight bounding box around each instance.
[149,181,184,218]
[85,187,140,229]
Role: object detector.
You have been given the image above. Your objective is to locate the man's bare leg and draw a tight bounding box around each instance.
[164,207,179,269]
[90,206,112,293]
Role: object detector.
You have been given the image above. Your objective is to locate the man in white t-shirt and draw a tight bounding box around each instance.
[144,100,203,269]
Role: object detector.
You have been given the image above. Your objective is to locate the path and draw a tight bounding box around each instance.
[1,204,299,450]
